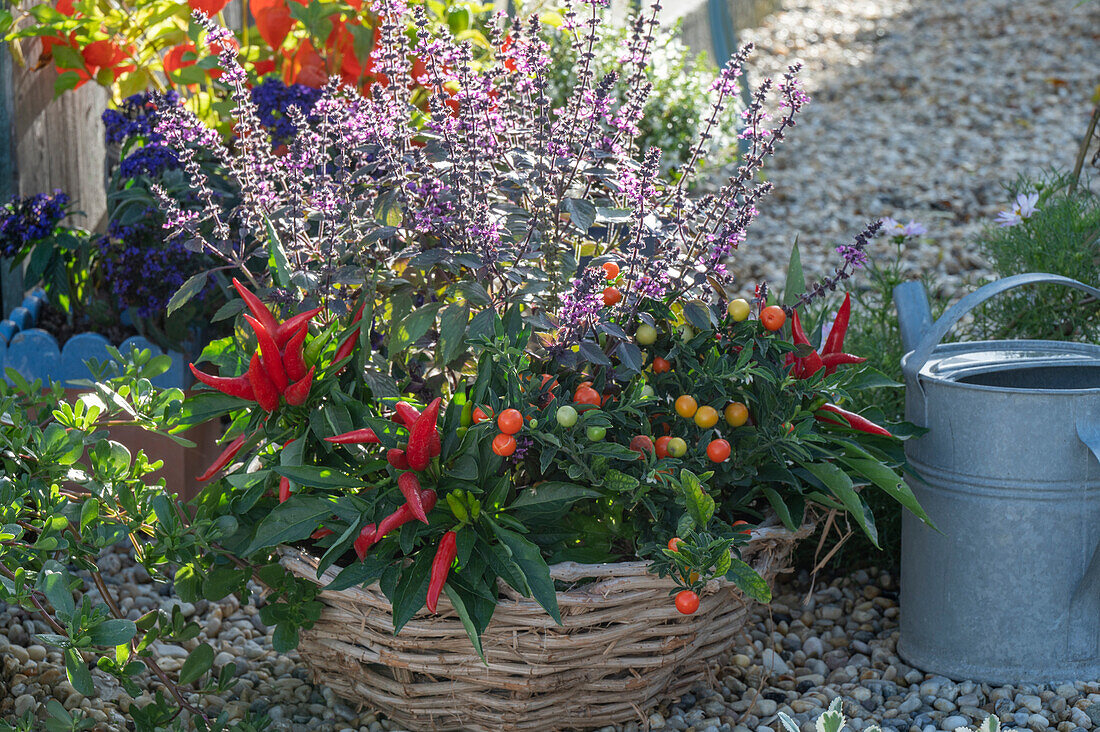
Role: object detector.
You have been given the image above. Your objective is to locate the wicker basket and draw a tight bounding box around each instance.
[280,518,809,732]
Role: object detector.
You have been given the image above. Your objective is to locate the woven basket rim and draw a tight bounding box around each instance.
[280,513,814,597]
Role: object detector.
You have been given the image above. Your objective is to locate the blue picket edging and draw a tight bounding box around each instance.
[0,288,189,389]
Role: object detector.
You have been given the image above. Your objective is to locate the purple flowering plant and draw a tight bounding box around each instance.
[144,2,924,661]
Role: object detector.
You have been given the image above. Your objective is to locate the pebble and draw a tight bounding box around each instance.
[942,716,970,730]
[760,649,790,676]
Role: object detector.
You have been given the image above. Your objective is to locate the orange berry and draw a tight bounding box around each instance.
[656,435,672,459]
[497,408,523,435]
[601,261,620,280]
[603,286,623,306]
[573,386,602,406]
[732,520,751,535]
[694,405,719,428]
[652,357,671,374]
[761,305,786,331]
[724,402,749,427]
[675,589,700,615]
[492,433,517,456]
[674,395,698,419]
[472,406,491,424]
[667,536,682,552]
[706,438,731,463]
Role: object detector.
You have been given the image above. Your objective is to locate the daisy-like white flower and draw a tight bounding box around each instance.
[996,192,1040,228]
[879,217,926,239]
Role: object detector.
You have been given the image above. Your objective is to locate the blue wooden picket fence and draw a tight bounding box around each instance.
[0,288,187,388]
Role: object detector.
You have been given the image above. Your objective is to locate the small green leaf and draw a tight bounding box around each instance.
[443,584,485,662]
[800,461,878,546]
[783,239,805,307]
[725,557,772,602]
[265,215,291,287]
[436,302,470,366]
[178,642,214,685]
[490,527,561,624]
[64,648,94,696]
[87,619,137,647]
[511,482,600,508]
[244,496,338,554]
[271,465,365,490]
[38,566,75,622]
[389,303,443,354]
[391,550,433,633]
[680,470,715,528]
[167,272,208,317]
[271,623,299,653]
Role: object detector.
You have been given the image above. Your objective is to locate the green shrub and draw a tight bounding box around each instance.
[970,171,1100,342]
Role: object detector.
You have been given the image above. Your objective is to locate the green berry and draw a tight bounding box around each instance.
[636,324,657,345]
[727,298,751,322]
[556,405,578,427]
[586,426,607,442]
[667,437,688,457]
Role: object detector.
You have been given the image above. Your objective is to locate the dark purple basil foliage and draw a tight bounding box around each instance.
[0,190,69,257]
[154,4,866,355]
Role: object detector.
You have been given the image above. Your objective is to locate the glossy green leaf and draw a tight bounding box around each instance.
[87,619,137,647]
[725,557,771,603]
[178,642,214,685]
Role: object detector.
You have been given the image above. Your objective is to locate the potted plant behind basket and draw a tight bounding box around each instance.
[156,6,928,730]
[0,191,227,500]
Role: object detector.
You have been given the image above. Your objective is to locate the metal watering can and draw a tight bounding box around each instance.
[894,273,1100,684]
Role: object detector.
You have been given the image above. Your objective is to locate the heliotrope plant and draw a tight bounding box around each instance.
[148,0,929,653]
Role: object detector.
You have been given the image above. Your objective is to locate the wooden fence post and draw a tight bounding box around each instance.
[0,46,19,316]
[11,38,108,233]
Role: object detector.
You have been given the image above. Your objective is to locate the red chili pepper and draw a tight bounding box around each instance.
[821,352,866,371]
[196,433,247,481]
[232,278,280,340]
[398,471,428,523]
[426,530,457,613]
[786,308,825,379]
[333,334,357,366]
[332,302,367,369]
[188,364,255,401]
[406,397,441,471]
[387,448,409,470]
[283,325,309,383]
[247,353,281,412]
[244,314,288,393]
[353,522,377,560]
[368,489,438,551]
[283,366,314,407]
[278,475,292,502]
[823,293,852,356]
[820,293,866,375]
[311,527,334,540]
[275,307,323,348]
[815,403,893,437]
[393,402,421,426]
[324,428,380,444]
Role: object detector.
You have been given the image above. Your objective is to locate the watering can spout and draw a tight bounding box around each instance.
[894,281,933,356]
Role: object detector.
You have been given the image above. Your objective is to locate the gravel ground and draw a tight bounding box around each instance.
[5,551,1100,732]
[729,0,1100,299]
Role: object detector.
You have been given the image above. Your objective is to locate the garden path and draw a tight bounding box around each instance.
[729,0,1100,299]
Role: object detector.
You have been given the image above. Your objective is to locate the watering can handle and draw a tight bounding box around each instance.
[902,273,1100,383]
